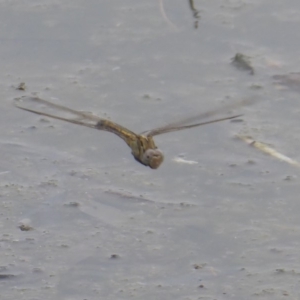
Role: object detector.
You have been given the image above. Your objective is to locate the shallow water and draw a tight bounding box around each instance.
[1,0,300,299]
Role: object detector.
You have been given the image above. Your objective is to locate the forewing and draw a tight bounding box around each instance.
[15,96,140,148]
[143,98,253,137]
[146,114,243,136]
[15,96,102,129]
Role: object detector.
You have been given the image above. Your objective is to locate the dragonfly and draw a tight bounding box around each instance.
[15,96,247,169]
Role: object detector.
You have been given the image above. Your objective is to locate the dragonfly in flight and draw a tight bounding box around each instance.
[16,96,247,169]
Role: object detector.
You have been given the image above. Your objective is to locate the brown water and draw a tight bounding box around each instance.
[1,1,300,299]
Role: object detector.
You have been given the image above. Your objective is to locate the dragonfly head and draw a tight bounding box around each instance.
[143,149,164,169]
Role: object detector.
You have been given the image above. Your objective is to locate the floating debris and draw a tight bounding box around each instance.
[237,135,300,167]
[0,274,16,280]
[158,0,177,30]
[231,53,254,75]
[173,157,198,165]
[273,73,300,90]
[18,219,33,231]
[188,0,201,29]
[16,82,26,91]
[64,201,80,207]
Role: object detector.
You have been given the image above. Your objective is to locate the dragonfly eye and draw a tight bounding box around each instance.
[143,149,164,169]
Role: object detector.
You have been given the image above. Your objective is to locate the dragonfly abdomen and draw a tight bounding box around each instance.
[95,119,138,144]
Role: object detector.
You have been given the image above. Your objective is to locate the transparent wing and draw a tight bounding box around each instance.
[15,96,138,142]
[142,114,243,136]
[15,96,103,128]
[141,98,253,137]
